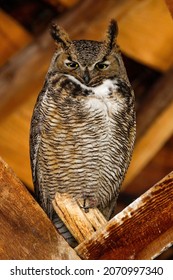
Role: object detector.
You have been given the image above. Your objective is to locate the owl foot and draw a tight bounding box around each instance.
[82,198,90,213]
[76,198,89,213]
[77,197,98,213]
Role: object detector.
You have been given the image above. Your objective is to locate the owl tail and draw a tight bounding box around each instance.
[52,211,78,248]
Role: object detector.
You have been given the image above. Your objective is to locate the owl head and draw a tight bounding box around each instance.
[50,20,127,86]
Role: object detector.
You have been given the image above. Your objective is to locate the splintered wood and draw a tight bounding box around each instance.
[52,193,107,243]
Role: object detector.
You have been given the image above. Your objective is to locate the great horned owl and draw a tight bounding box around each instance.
[30,20,136,246]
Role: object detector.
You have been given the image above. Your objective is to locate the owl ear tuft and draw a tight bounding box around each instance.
[105,19,118,50]
[50,22,72,49]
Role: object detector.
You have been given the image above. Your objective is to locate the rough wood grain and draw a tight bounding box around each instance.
[0,157,80,260]
[76,172,173,259]
[53,193,106,243]
[0,10,32,67]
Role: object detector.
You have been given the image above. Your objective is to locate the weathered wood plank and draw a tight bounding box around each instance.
[0,156,80,260]
[53,193,106,243]
[76,172,173,259]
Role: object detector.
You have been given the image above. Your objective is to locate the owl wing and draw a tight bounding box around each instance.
[30,83,52,216]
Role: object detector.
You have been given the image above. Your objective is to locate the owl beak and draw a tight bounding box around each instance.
[83,69,90,85]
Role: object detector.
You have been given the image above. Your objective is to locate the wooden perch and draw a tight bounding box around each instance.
[0,154,172,259]
[76,172,173,259]
[0,156,80,260]
[53,172,173,259]
[52,193,106,243]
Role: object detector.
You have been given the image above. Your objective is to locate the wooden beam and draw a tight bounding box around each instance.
[136,67,173,139]
[123,67,173,188]
[123,100,173,188]
[0,156,80,260]
[118,0,173,71]
[165,0,173,17]
[0,10,32,67]
[44,0,81,8]
[76,172,173,260]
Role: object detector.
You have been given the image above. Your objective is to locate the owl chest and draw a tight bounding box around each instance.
[39,92,124,204]
[42,79,121,153]
[41,96,119,169]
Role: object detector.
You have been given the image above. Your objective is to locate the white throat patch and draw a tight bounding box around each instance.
[65,74,118,98]
[65,74,120,115]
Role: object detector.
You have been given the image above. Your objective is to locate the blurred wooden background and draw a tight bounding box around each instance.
[0,0,173,259]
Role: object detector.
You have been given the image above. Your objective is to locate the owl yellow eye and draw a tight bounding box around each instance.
[65,61,79,69]
[96,62,109,70]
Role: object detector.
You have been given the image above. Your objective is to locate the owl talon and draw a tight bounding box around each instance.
[83,199,90,213]
[77,198,90,213]
[82,206,90,213]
